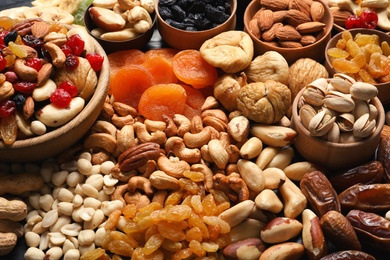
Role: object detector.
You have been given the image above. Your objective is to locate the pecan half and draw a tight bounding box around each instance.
[118,142,161,172]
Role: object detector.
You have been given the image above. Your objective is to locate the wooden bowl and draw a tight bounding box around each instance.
[83,4,156,54]
[155,0,237,50]
[0,35,110,163]
[291,88,385,170]
[243,0,333,65]
[325,28,390,105]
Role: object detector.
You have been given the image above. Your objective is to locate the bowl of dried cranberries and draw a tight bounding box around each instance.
[0,19,109,163]
[325,28,390,105]
[156,0,237,50]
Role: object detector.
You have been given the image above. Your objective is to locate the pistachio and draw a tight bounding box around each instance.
[323,90,355,113]
[350,82,378,100]
[308,110,336,137]
[353,114,376,138]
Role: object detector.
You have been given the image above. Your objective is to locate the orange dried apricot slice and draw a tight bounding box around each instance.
[138,84,187,121]
[142,55,178,84]
[144,48,179,61]
[110,65,156,109]
[108,49,146,77]
[180,84,205,120]
[172,50,218,89]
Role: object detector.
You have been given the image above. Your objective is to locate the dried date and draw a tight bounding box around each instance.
[300,171,341,217]
[346,209,390,251]
[328,161,385,193]
[320,210,361,251]
[319,250,375,260]
[339,183,390,213]
[377,136,390,182]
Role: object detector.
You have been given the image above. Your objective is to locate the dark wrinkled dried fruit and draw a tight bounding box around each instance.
[170,5,186,21]
[346,209,390,251]
[339,183,390,213]
[377,135,390,181]
[320,210,361,251]
[319,250,375,260]
[159,0,177,6]
[204,4,230,24]
[300,171,341,217]
[329,161,385,193]
[159,6,174,20]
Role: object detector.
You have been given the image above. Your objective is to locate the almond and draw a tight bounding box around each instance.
[31,21,50,39]
[310,1,325,22]
[330,7,353,26]
[262,22,283,41]
[273,10,287,23]
[279,41,303,48]
[260,0,289,11]
[257,9,274,31]
[286,9,312,27]
[300,35,317,45]
[249,19,261,39]
[275,25,302,41]
[23,96,34,119]
[296,21,326,34]
[289,0,312,17]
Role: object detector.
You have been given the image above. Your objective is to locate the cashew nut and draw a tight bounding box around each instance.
[144,119,167,132]
[0,81,14,101]
[157,155,190,178]
[173,114,191,137]
[149,170,180,190]
[127,6,153,33]
[171,139,201,164]
[118,0,140,10]
[14,58,38,82]
[208,139,229,169]
[162,115,178,137]
[44,42,66,68]
[127,176,154,196]
[124,191,150,209]
[84,132,117,154]
[183,126,212,148]
[133,121,167,145]
[110,184,128,205]
[190,164,214,191]
[140,0,155,13]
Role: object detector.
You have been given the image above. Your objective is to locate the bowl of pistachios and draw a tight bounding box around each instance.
[291,74,385,170]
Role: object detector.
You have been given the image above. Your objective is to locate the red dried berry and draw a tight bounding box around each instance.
[345,15,362,29]
[360,9,378,29]
[58,81,78,97]
[86,53,104,72]
[0,55,6,72]
[65,54,79,70]
[25,57,43,71]
[50,88,72,108]
[0,100,16,118]
[0,30,9,49]
[13,82,37,95]
[60,44,73,57]
[66,34,85,56]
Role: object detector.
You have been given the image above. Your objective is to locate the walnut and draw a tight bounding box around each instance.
[288,58,328,101]
[200,31,254,73]
[54,57,98,100]
[237,80,291,124]
[244,51,289,85]
[213,72,247,112]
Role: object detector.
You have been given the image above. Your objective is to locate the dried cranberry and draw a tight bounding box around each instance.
[0,55,6,72]
[86,53,104,72]
[0,30,8,49]
[58,81,78,97]
[61,45,73,57]
[22,34,44,50]
[66,34,85,56]
[50,88,72,108]
[360,9,378,29]
[65,54,79,70]
[0,100,16,118]
[25,57,43,72]
[13,82,37,95]
[345,15,362,29]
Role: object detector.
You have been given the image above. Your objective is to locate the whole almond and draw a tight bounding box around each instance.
[23,96,35,119]
[262,22,283,41]
[330,7,353,26]
[31,21,50,39]
[279,41,303,48]
[311,1,325,22]
[260,0,289,11]
[249,19,261,39]
[300,35,317,45]
[273,10,287,23]
[286,9,311,27]
[296,21,326,34]
[275,25,302,41]
[289,0,312,17]
[257,9,274,31]
[37,63,53,86]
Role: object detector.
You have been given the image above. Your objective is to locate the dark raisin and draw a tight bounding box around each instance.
[22,35,44,50]
[177,0,195,9]
[12,93,25,109]
[4,31,18,46]
[165,19,190,30]
[170,5,186,22]
[185,26,198,31]
[188,1,206,13]
[159,0,177,6]
[194,15,212,30]
[205,4,230,24]
[182,17,195,27]
[159,6,174,20]
[65,54,79,70]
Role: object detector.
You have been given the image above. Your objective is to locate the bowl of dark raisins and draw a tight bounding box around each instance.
[243,0,333,65]
[156,0,237,50]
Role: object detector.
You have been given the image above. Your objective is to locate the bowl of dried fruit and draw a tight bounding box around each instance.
[325,28,390,105]
[291,74,385,170]
[83,1,156,54]
[0,19,109,163]
[156,0,237,50]
[243,0,333,65]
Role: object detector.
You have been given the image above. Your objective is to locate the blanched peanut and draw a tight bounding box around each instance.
[255,189,283,213]
[66,171,85,187]
[51,170,69,186]
[64,249,80,260]
[81,184,99,198]
[61,223,82,237]
[48,232,66,245]
[39,194,54,212]
[78,229,95,246]
[57,202,74,216]
[83,197,101,209]
[57,188,74,203]
[25,231,40,247]
[49,216,71,233]
[24,247,45,260]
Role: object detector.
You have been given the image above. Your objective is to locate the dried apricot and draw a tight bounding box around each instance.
[144,48,179,61]
[138,84,187,121]
[108,49,146,77]
[172,50,218,89]
[110,65,156,108]
[142,55,178,84]
[180,84,205,120]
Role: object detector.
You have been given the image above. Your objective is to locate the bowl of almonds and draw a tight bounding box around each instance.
[0,18,109,163]
[325,28,390,105]
[243,0,333,65]
[291,74,385,170]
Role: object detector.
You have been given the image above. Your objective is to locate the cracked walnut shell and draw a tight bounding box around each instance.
[237,80,291,124]
[200,31,254,73]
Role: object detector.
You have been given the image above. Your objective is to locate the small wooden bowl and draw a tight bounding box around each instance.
[243,0,333,65]
[325,28,390,105]
[83,5,156,54]
[291,88,385,170]
[155,0,237,50]
[0,36,110,163]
